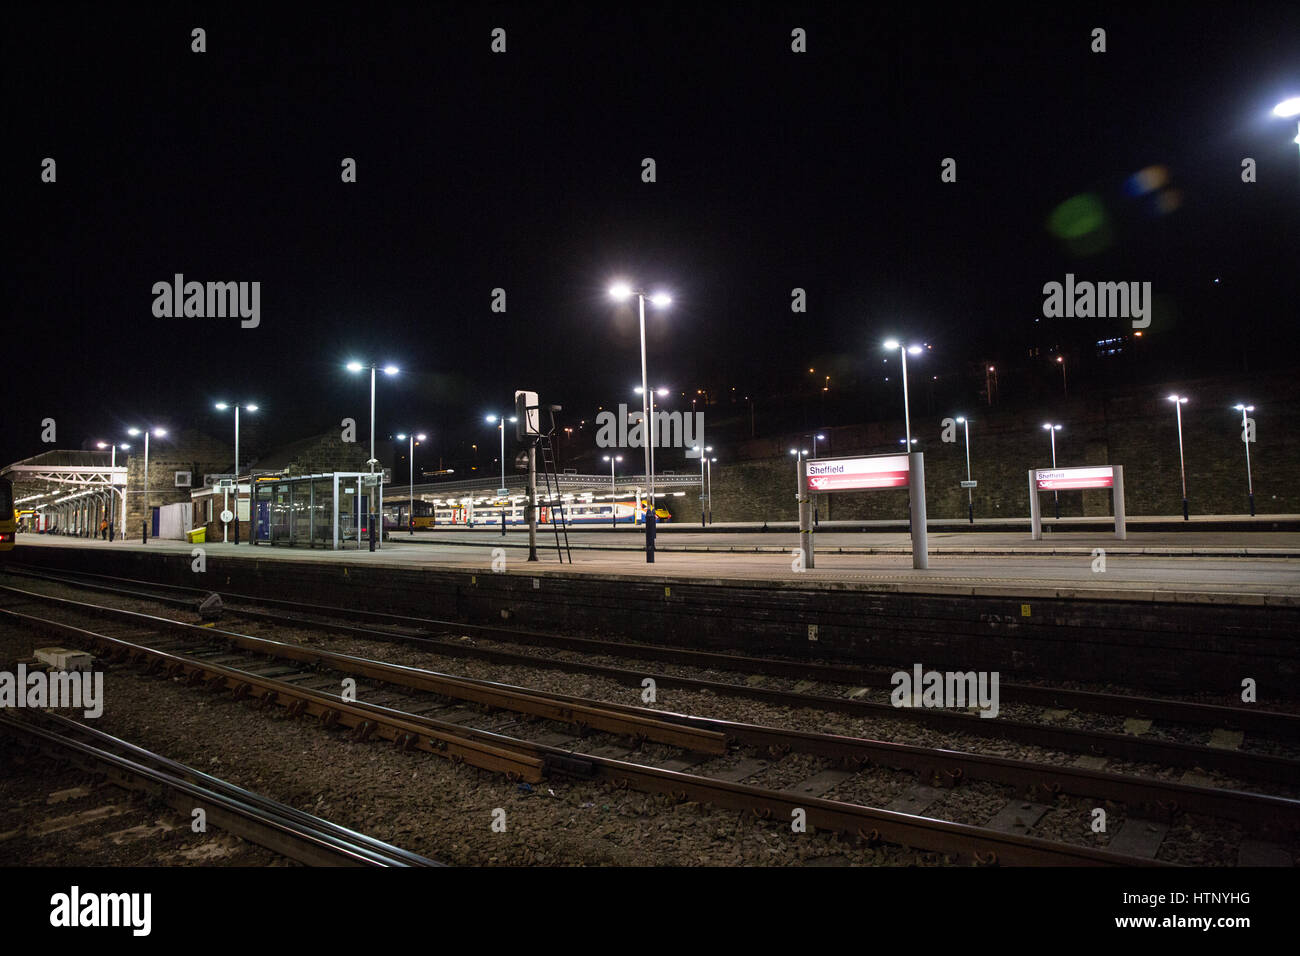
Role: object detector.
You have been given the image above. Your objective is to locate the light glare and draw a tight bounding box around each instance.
[1274,97,1300,118]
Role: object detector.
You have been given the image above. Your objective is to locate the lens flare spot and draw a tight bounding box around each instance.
[1046,193,1112,255]
[1125,165,1169,196]
[1155,188,1182,214]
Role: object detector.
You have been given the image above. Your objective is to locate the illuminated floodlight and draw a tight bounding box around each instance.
[346,361,363,372]
[649,293,672,307]
[609,283,632,301]
[883,339,900,350]
[383,365,399,375]
[1274,97,1300,118]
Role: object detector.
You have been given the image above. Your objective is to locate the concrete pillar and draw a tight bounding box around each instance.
[1113,465,1126,540]
[908,452,928,570]
[1028,470,1042,540]
[797,457,814,570]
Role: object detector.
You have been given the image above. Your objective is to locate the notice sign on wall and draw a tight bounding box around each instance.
[806,454,910,491]
[1034,466,1115,490]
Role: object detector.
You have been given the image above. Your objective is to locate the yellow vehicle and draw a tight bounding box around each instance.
[0,477,15,552]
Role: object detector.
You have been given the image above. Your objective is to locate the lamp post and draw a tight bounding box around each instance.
[693,445,713,526]
[395,432,426,533]
[346,361,399,473]
[1233,404,1256,517]
[485,413,517,535]
[214,402,257,543]
[634,384,670,513]
[1167,394,1190,520]
[707,455,717,524]
[603,454,622,529]
[884,340,924,447]
[95,441,130,541]
[610,282,672,563]
[1275,96,1300,170]
[1042,424,1062,519]
[955,416,973,523]
[808,433,825,525]
[126,426,166,541]
[1056,355,1067,396]
[789,448,808,498]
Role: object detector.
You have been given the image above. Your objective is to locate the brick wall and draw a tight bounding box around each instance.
[710,373,1298,521]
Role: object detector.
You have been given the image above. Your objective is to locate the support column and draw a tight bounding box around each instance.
[527,442,538,562]
[1028,470,1042,540]
[908,452,928,570]
[797,457,814,570]
[1113,465,1127,540]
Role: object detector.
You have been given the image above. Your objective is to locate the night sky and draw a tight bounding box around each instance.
[5,3,1298,469]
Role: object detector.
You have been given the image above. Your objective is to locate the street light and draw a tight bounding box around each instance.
[345,361,399,473]
[1167,394,1190,520]
[883,339,924,447]
[94,441,129,469]
[789,448,809,503]
[485,413,517,536]
[692,445,713,526]
[602,454,623,529]
[1275,96,1300,165]
[610,280,673,563]
[96,441,130,541]
[955,416,973,524]
[707,455,717,524]
[1232,404,1256,517]
[1056,355,1067,396]
[395,432,427,533]
[1042,423,1062,519]
[126,426,167,539]
[214,402,257,543]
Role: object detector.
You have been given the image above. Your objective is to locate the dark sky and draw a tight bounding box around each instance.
[5,2,1298,466]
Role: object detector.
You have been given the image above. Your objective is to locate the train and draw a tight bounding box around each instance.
[0,477,15,552]
[383,496,671,530]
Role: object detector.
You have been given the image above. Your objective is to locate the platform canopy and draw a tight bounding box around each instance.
[1,450,126,503]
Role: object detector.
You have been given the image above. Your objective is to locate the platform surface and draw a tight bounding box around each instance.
[10,532,1300,605]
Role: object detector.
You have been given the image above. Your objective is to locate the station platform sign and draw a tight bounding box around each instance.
[806,454,910,491]
[1034,466,1114,491]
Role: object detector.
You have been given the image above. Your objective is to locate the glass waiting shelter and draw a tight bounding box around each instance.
[251,473,384,549]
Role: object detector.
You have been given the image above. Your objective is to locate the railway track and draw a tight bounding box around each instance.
[0,710,441,867]
[3,579,1297,864]
[4,566,1295,786]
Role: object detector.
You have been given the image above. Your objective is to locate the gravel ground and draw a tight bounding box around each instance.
[0,617,942,867]
[0,737,288,866]
[4,573,1295,865]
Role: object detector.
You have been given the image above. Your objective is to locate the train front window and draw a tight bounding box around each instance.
[0,481,12,516]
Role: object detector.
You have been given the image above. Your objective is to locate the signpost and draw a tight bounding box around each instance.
[1028,465,1126,540]
[801,453,928,569]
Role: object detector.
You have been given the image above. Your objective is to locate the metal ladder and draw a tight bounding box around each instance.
[536,419,572,563]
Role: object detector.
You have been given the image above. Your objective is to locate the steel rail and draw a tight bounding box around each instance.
[7,585,1295,830]
[7,562,1291,737]
[2,607,1170,865]
[4,577,1296,786]
[0,607,546,783]
[0,711,442,866]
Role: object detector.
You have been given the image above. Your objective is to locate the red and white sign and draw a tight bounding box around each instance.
[1035,466,1114,491]
[806,454,910,491]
